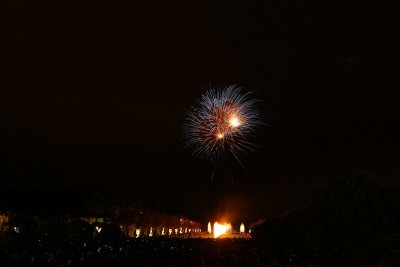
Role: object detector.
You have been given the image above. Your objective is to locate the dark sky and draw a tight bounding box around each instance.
[4,0,400,224]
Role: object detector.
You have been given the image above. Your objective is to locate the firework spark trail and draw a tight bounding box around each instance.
[183,85,261,169]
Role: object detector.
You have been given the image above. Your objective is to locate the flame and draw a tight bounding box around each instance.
[135,229,141,238]
[213,222,232,238]
[240,223,245,233]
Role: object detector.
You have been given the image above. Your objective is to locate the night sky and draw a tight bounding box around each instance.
[4,0,400,224]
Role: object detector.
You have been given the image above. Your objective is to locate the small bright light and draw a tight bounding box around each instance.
[217,133,224,139]
[229,116,240,128]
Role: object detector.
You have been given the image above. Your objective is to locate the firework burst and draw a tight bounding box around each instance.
[183,85,261,166]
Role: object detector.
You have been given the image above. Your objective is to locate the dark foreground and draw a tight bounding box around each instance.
[0,237,264,267]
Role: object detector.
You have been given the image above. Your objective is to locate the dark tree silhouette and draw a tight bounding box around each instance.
[99,223,123,245]
[68,219,94,244]
[253,172,400,265]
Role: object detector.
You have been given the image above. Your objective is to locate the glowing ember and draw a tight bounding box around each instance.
[208,222,212,233]
[213,222,232,238]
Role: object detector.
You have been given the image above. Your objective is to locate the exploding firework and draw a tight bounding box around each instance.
[183,85,261,166]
